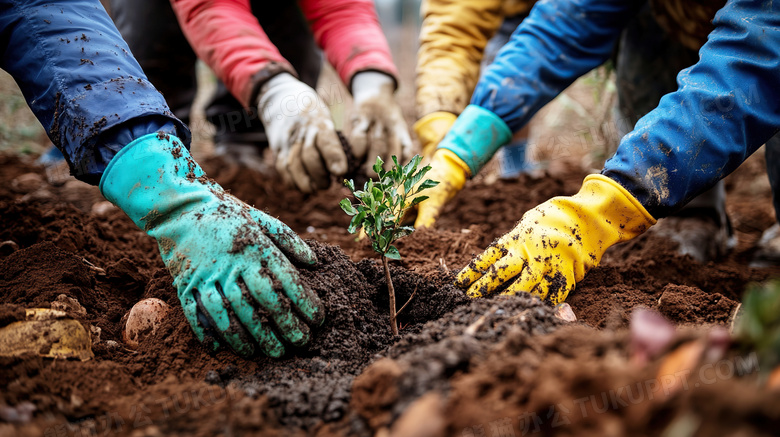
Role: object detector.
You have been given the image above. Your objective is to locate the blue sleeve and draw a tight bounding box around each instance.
[0,0,190,184]
[603,0,780,218]
[471,0,642,132]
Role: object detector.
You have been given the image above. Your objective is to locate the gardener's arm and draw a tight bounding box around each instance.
[415,0,642,227]
[299,0,397,90]
[169,0,291,107]
[414,0,538,158]
[1,0,324,357]
[170,0,353,192]
[0,0,188,185]
[458,0,780,303]
[299,0,412,172]
[417,0,506,117]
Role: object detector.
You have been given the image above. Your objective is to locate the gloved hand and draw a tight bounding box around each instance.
[349,71,413,174]
[258,73,348,193]
[413,148,470,228]
[456,175,656,304]
[413,111,457,159]
[413,104,512,228]
[100,133,323,357]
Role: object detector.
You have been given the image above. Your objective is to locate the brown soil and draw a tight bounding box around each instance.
[1,153,779,436]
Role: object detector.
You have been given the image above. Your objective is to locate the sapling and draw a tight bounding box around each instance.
[340,155,438,335]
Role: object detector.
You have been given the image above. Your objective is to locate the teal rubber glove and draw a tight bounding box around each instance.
[100,133,323,357]
[438,104,513,175]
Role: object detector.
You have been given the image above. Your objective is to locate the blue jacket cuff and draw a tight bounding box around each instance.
[438,105,512,175]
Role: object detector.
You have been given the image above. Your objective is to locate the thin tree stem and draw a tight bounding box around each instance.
[383,256,399,336]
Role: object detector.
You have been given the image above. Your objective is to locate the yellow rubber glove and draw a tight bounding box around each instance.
[455,174,657,304]
[414,148,471,228]
[413,111,458,159]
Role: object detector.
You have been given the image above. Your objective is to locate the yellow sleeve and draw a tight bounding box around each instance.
[415,0,504,118]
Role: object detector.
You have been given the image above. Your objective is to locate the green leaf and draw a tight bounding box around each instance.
[344,179,355,192]
[389,167,401,184]
[410,195,429,207]
[353,190,368,204]
[403,164,430,193]
[372,156,385,175]
[372,186,384,203]
[415,179,440,193]
[417,163,432,177]
[340,198,357,216]
[402,155,422,178]
[385,245,401,260]
[347,210,366,234]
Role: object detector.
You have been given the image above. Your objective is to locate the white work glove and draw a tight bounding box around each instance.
[349,71,413,175]
[258,73,348,193]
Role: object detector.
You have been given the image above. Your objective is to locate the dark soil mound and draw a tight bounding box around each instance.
[2,153,780,436]
[348,294,562,433]
[206,241,469,431]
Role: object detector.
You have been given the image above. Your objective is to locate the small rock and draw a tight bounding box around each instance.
[123,298,171,349]
[553,303,576,322]
[105,340,121,350]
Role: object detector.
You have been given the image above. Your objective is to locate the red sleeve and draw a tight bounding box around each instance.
[170,0,296,106]
[299,0,399,90]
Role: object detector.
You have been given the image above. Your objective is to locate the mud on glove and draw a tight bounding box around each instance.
[349,71,413,175]
[100,133,323,357]
[456,175,656,304]
[258,73,348,194]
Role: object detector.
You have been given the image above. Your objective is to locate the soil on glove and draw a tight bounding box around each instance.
[1,152,779,436]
